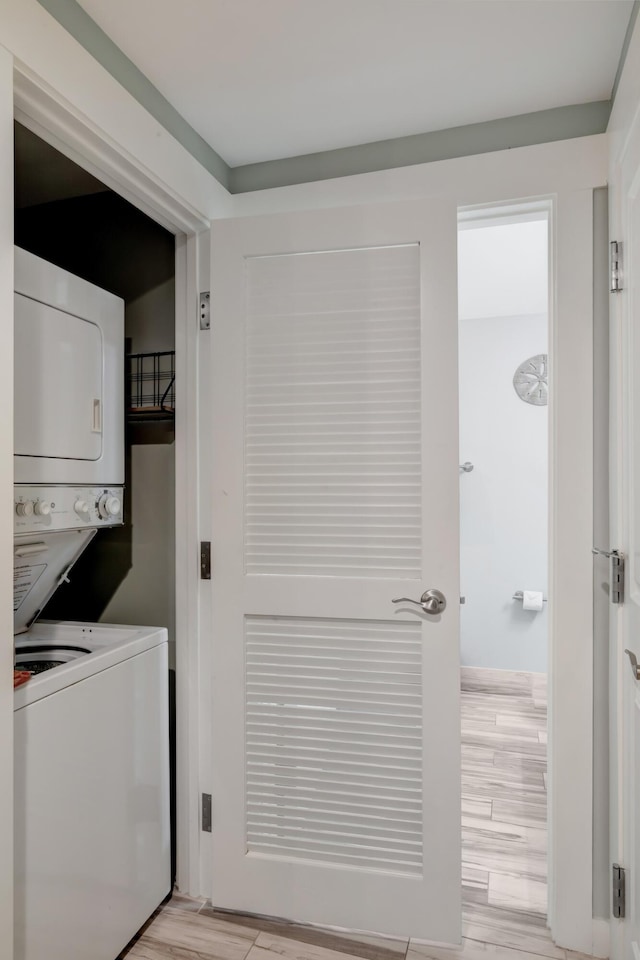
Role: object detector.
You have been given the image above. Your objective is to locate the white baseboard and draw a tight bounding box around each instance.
[592,918,610,958]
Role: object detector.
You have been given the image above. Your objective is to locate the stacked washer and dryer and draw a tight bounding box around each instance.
[13,248,171,960]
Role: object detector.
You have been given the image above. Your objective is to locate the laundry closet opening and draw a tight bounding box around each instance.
[457,206,549,924]
[13,121,178,877]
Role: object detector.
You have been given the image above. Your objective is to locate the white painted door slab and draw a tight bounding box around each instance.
[210,199,461,942]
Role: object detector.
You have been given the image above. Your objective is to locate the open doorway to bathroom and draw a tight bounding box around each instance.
[457,207,549,941]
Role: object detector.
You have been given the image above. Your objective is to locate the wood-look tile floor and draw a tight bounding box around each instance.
[121,669,594,960]
[460,666,548,921]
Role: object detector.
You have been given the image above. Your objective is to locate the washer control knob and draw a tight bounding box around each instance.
[74,499,90,517]
[15,501,34,517]
[98,495,121,519]
[34,501,51,517]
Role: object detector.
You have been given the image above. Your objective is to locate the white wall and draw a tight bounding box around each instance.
[458,218,548,673]
[102,443,175,640]
[459,313,548,671]
[102,276,176,657]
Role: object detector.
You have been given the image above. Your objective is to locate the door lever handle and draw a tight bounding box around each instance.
[392,589,447,616]
[625,649,640,681]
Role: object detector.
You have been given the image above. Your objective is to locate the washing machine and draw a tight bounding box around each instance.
[13,485,171,960]
[13,247,171,960]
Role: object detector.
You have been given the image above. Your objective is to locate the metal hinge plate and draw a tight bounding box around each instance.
[611,241,623,293]
[200,541,211,580]
[613,863,626,918]
[592,548,625,604]
[202,793,212,833]
[199,291,211,330]
[611,551,625,604]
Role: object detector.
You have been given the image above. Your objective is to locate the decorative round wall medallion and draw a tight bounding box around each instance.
[513,354,548,406]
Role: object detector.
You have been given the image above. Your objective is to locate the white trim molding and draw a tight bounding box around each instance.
[547,189,595,953]
[13,68,210,235]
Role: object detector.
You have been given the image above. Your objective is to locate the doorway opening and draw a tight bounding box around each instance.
[13,121,179,879]
[457,207,550,939]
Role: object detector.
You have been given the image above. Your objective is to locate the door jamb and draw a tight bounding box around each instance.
[459,194,598,955]
[13,64,211,897]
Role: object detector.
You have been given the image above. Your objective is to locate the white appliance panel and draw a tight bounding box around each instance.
[15,295,103,461]
[13,485,124,634]
[14,248,124,485]
[13,529,96,634]
[14,622,167,706]
[14,485,124,534]
[14,639,170,960]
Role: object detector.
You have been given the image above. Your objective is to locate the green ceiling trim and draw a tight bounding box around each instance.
[611,0,640,106]
[36,0,615,196]
[229,101,611,193]
[36,0,231,190]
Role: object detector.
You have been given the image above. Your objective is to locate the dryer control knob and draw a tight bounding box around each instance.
[34,501,51,517]
[74,499,89,517]
[15,501,33,517]
[98,495,121,519]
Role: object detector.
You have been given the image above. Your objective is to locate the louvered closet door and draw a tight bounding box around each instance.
[210,199,461,943]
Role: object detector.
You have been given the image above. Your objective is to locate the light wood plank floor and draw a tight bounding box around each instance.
[121,669,595,960]
[460,666,548,920]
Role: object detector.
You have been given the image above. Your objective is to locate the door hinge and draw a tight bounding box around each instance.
[199,291,211,330]
[200,541,211,580]
[613,863,626,918]
[202,793,212,833]
[592,548,625,604]
[611,241,623,293]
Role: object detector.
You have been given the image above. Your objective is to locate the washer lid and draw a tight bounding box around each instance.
[14,529,96,635]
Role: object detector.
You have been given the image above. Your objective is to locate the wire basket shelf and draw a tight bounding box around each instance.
[127,350,175,420]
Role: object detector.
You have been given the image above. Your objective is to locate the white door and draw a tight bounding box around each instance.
[210,198,461,942]
[610,115,640,960]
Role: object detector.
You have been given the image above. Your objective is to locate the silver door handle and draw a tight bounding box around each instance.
[459,462,474,473]
[392,589,447,615]
[625,649,640,681]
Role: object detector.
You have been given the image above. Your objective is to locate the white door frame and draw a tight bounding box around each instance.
[12,64,212,898]
[434,190,597,955]
[0,26,606,953]
[607,69,640,960]
[548,188,598,954]
[456,195,596,951]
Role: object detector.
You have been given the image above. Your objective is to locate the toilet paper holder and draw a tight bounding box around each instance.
[513,591,547,602]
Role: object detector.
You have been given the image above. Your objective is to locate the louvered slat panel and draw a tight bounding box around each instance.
[245,616,423,875]
[245,245,421,578]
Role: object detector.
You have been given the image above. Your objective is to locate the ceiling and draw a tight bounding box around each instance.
[76,0,633,168]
